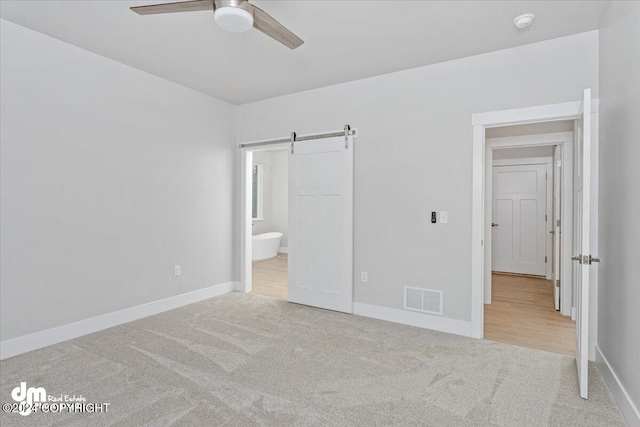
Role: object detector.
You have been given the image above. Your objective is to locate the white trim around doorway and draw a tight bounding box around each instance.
[470,100,599,349]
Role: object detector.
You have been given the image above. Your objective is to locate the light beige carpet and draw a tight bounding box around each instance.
[0,293,626,426]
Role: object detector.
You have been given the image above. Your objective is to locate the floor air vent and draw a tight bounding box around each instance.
[404,286,443,315]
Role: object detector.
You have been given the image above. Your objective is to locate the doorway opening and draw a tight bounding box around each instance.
[471,92,598,398]
[249,148,289,300]
[483,121,576,356]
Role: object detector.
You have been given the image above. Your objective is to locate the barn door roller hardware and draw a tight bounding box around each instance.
[239,125,357,150]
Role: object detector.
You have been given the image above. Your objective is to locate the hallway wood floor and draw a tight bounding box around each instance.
[252,253,288,300]
[485,273,576,356]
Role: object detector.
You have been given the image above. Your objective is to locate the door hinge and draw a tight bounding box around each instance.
[557,219,561,227]
[545,256,548,263]
[545,214,548,221]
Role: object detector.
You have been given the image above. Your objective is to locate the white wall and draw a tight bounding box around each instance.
[252,150,288,247]
[270,150,288,248]
[492,145,554,160]
[252,150,272,228]
[237,31,599,322]
[597,1,640,423]
[0,20,236,341]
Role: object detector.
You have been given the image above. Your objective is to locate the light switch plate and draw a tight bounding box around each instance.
[174,265,181,276]
[440,211,448,224]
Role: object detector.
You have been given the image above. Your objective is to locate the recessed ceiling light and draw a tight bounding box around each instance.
[513,13,535,29]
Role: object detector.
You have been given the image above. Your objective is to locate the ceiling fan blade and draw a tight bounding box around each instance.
[131,0,213,15]
[250,4,303,49]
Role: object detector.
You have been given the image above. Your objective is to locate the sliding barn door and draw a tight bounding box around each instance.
[288,136,353,313]
[573,88,593,399]
[492,164,547,276]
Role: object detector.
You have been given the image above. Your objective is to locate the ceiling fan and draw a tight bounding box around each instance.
[131,0,303,49]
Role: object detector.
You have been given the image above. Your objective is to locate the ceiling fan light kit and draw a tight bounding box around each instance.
[131,0,304,49]
[214,6,253,33]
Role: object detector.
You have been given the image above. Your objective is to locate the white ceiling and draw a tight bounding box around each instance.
[0,1,610,105]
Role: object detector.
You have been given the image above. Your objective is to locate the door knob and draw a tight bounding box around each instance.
[549,230,555,234]
[572,255,601,264]
[491,223,499,227]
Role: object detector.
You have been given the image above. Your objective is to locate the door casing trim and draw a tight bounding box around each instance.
[471,99,599,362]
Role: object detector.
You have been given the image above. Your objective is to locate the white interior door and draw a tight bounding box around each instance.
[573,88,592,399]
[492,164,547,276]
[288,136,353,313]
[552,146,562,310]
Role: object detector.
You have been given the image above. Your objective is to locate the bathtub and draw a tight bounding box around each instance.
[252,232,283,261]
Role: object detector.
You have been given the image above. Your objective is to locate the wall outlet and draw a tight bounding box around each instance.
[361,271,368,283]
[174,265,181,276]
[440,211,448,224]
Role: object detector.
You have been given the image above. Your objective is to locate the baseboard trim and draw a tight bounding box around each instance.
[0,281,239,360]
[278,247,288,254]
[353,302,473,338]
[596,345,640,427]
